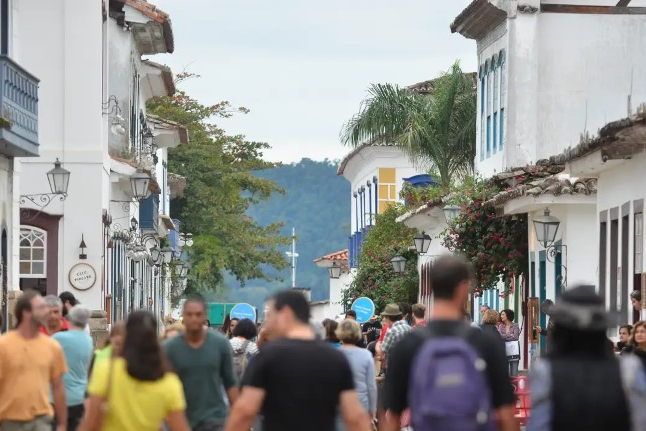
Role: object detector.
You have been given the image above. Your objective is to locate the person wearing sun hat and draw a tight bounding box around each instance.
[528,285,646,431]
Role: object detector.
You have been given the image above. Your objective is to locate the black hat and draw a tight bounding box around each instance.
[59,291,78,306]
[550,285,617,331]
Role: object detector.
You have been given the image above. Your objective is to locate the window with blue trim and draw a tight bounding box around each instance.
[478,49,506,160]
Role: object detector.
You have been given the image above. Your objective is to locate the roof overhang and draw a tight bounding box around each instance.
[159,214,176,231]
[142,60,175,99]
[397,200,448,232]
[502,193,597,216]
[314,249,349,269]
[147,114,188,148]
[550,111,646,176]
[337,143,398,180]
[121,0,174,54]
[450,0,508,40]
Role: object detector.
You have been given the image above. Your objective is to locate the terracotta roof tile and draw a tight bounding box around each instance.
[125,0,169,23]
[313,249,349,263]
[549,110,646,165]
[485,176,598,208]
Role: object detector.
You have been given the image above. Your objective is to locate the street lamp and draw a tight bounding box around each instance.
[413,231,432,254]
[160,246,174,264]
[328,261,342,279]
[533,207,560,248]
[443,204,462,224]
[180,233,194,247]
[47,159,71,195]
[130,170,151,201]
[150,246,161,263]
[391,255,407,273]
[180,262,189,278]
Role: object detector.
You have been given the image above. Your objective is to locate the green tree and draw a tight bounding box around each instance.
[341,61,476,191]
[147,73,290,295]
[343,204,419,312]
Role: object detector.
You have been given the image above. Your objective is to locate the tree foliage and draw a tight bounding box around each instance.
[440,177,528,293]
[147,73,290,294]
[341,61,476,191]
[343,204,419,312]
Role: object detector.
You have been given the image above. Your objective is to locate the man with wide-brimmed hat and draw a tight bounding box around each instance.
[380,304,411,358]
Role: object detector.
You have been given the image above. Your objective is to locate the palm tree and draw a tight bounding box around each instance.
[341,61,476,191]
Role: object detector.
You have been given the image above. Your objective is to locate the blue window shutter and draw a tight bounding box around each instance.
[500,108,504,149]
[486,116,491,157]
[491,112,498,153]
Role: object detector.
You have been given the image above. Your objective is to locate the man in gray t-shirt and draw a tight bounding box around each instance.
[164,298,238,431]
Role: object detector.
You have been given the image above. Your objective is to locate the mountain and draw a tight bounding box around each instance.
[206,158,350,309]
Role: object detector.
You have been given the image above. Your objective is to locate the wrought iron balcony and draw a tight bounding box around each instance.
[0,55,39,157]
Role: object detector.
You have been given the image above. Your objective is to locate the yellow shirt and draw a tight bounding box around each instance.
[0,331,67,421]
[87,358,186,431]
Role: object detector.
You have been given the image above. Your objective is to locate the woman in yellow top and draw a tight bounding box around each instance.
[79,311,190,431]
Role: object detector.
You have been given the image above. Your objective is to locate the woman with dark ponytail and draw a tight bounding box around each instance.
[80,311,190,431]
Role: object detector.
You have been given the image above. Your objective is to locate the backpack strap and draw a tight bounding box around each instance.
[620,355,646,431]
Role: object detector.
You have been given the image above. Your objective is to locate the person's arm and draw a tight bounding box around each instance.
[78,358,109,431]
[365,355,377,417]
[224,386,265,431]
[166,411,191,431]
[339,390,371,431]
[381,331,395,354]
[165,374,190,431]
[51,344,68,431]
[51,375,68,430]
[77,396,103,431]
[383,335,415,431]
[220,337,240,405]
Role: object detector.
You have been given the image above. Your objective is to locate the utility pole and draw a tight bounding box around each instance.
[285,227,298,288]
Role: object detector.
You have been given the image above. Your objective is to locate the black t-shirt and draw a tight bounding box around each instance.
[362,320,382,344]
[243,338,355,431]
[384,320,515,414]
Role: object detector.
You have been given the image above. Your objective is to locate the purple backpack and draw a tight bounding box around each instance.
[408,325,495,431]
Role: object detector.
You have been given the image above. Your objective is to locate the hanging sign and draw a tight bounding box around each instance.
[351,297,376,323]
[69,262,97,291]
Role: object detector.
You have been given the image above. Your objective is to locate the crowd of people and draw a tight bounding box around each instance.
[6,255,646,431]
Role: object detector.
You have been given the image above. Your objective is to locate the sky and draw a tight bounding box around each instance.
[152,0,477,163]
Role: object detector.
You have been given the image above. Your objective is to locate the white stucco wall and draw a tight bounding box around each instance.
[342,147,420,233]
[596,153,646,324]
[0,156,14,290]
[16,0,108,310]
[477,9,646,176]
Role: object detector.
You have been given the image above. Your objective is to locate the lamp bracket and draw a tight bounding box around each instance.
[19,193,67,221]
[546,243,568,288]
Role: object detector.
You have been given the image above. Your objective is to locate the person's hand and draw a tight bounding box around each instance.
[535,326,542,334]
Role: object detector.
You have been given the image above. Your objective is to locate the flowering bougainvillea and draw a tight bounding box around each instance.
[342,204,419,312]
[441,178,528,293]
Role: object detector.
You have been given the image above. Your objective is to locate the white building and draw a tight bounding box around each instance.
[337,143,419,269]
[448,0,646,356]
[14,0,186,327]
[312,249,350,321]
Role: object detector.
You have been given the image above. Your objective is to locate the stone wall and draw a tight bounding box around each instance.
[89,310,108,348]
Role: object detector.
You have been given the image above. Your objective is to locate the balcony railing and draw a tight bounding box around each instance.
[0,55,39,157]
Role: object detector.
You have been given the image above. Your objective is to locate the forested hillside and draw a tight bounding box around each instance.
[203,159,350,307]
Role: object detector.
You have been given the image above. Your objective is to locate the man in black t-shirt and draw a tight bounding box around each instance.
[362,315,382,344]
[382,256,518,431]
[226,290,370,431]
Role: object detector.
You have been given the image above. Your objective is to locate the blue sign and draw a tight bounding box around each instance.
[230,303,257,322]
[351,297,376,323]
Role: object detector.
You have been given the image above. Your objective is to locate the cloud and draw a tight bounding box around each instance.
[152,0,476,162]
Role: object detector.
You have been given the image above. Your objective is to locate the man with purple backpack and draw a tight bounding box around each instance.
[382,255,518,431]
